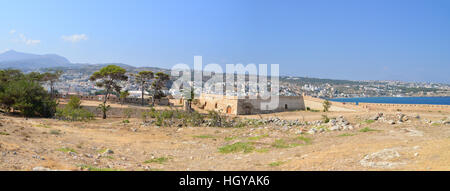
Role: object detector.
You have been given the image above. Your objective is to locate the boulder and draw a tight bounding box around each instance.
[330,126,340,131]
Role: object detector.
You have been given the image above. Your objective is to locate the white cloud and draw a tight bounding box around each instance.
[61,34,88,43]
[9,30,40,45]
[18,33,41,45]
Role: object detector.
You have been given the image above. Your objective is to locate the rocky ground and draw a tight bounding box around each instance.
[0,109,449,171]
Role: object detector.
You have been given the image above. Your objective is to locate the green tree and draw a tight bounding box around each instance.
[56,96,93,121]
[151,72,169,105]
[119,90,130,105]
[182,86,195,112]
[0,79,57,117]
[134,71,154,105]
[67,96,82,109]
[323,100,331,112]
[41,69,63,98]
[89,65,128,119]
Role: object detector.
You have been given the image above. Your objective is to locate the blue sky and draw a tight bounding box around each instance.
[1,0,449,83]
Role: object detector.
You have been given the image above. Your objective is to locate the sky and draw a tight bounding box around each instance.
[0,0,449,83]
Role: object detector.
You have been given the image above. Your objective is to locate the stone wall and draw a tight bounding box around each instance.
[196,94,305,115]
[56,94,169,106]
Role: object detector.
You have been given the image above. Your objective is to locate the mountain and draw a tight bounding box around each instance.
[0,50,75,70]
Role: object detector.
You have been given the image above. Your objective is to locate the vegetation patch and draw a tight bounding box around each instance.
[255,148,270,153]
[224,136,238,141]
[218,142,255,154]
[0,132,10,135]
[55,96,94,121]
[431,122,440,126]
[78,165,121,171]
[338,133,356,137]
[297,136,312,144]
[193,135,215,139]
[36,124,51,128]
[248,134,269,141]
[359,127,380,132]
[269,161,285,167]
[50,130,61,135]
[363,119,376,124]
[271,139,301,148]
[144,157,169,164]
[57,147,77,153]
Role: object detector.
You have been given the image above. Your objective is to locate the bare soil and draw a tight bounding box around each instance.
[1,106,449,171]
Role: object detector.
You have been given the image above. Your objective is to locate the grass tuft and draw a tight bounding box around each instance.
[359,127,379,132]
[297,136,312,144]
[269,161,285,167]
[78,164,121,171]
[193,135,215,139]
[247,134,269,141]
[338,133,356,137]
[218,142,255,154]
[57,147,77,153]
[144,157,169,164]
[0,132,9,136]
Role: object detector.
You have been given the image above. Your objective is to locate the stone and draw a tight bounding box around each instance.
[330,126,340,131]
[360,148,405,168]
[103,149,114,154]
[32,166,53,171]
[308,128,317,135]
[347,125,354,130]
[387,120,395,125]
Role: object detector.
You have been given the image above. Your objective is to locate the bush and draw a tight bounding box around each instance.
[55,96,94,121]
[323,100,331,112]
[321,115,330,123]
[0,79,57,117]
[67,96,82,109]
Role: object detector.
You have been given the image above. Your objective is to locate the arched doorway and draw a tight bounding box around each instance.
[242,103,253,115]
[226,106,232,114]
[285,104,288,110]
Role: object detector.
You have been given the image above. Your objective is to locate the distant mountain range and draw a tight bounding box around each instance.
[0,50,169,75]
[0,50,79,70]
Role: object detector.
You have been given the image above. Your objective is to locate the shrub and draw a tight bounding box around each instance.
[323,100,331,112]
[144,157,169,164]
[0,79,57,117]
[321,115,330,123]
[55,96,94,121]
[67,96,82,109]
[218,142,255,154]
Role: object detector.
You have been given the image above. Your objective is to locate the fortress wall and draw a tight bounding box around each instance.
[197,94,239,115]
[57,94,169,106]
[303,96,361,112]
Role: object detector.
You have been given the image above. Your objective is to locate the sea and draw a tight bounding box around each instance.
[329,96,450,105]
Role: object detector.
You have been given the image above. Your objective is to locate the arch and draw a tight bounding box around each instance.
[242,103,253,115]
[226,106,232,114]
[285,104,288,110]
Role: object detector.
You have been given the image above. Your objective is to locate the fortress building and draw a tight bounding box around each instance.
[193,94,305,115]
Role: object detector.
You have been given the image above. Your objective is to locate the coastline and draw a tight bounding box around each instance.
[328,96,450,106]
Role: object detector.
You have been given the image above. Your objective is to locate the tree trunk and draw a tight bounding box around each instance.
[103,91,109,119]
[50,81,54,98]
[141,87,144,106]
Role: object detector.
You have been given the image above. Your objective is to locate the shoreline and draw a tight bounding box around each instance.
[328,96,450,106]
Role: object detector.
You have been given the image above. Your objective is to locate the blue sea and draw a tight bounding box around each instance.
[329,96,450,105]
